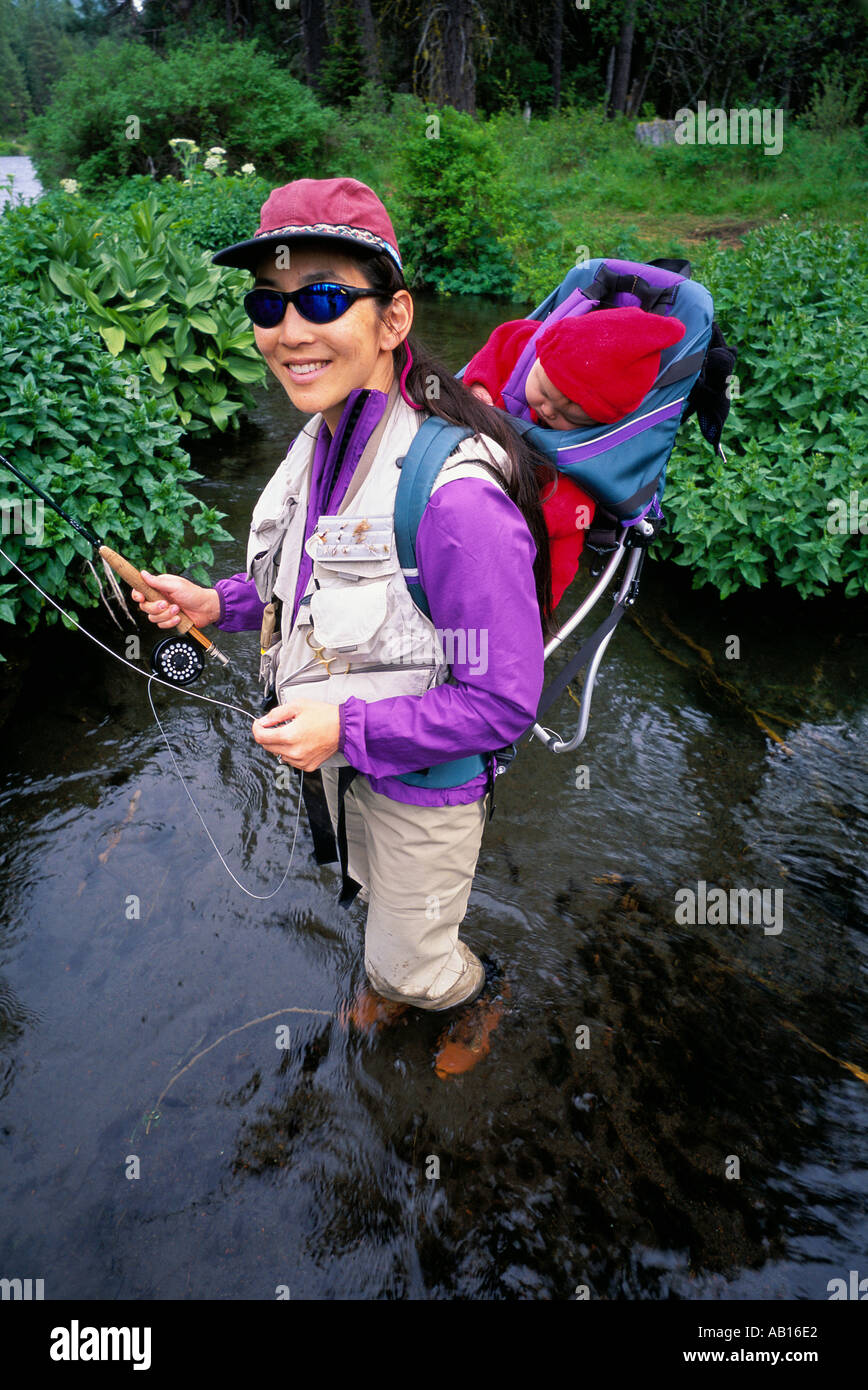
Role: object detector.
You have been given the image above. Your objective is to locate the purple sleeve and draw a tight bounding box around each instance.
[339,477,544,778]
[213,573,267,632]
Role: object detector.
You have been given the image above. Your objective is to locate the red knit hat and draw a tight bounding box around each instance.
[537,307,686,423]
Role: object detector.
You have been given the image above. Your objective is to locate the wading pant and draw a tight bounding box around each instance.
[320,767,488,1011]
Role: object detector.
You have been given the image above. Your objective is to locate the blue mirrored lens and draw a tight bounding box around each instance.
[296,287,350,323]
[244,290,286,328]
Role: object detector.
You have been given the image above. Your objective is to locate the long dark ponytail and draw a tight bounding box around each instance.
[357,250,556,631]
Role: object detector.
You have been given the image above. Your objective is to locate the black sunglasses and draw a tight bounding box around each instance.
[243,282,382,328]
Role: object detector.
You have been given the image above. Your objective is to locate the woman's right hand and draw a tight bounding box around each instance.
[131,571,221,630]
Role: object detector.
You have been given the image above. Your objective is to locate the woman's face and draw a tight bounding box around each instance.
[250,243,412,433]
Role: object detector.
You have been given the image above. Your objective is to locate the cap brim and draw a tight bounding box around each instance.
[212,234,296,270]
[212,229,389,271]
[211,236,263,269]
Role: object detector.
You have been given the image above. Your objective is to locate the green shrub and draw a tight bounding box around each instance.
[496,193,576,305]
[28,35,337,193]
[801,58,865,137]
[489,105,623,179]
[0,285,233,657]
[327,83,409,193]
[392,106,518,295]
[100,168,272,258]
[661,221,868,598]
[0,188,265,433]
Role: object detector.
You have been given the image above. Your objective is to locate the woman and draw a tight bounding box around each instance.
[134,178,553,1072]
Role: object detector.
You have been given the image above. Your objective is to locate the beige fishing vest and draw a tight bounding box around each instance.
[245,388,511,763]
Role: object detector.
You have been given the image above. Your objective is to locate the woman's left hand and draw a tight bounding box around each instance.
[252,701,341,772]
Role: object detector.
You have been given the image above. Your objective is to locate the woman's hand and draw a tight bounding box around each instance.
[131,572,221,630]
[252,701,341,773]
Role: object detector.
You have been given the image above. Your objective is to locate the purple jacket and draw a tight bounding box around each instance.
[214,389,544,806]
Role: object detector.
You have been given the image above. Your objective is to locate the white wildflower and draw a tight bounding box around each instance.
[60,178,79,194]
[241,162,256,176]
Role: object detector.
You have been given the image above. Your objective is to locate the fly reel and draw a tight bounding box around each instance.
[151,634,206,686]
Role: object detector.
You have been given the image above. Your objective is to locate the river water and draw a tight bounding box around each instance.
[0,156,42,209]
[0,296,866,1300]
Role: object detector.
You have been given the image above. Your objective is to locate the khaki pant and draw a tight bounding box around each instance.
[320,767,487,1010]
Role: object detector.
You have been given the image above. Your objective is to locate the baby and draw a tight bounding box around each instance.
[464,306,686,605]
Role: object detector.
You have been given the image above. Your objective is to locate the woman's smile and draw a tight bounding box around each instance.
[284,359,332,380]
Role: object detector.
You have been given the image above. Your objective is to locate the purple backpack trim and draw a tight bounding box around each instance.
[550,398,685,467]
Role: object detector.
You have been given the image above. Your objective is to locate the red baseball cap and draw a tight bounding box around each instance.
[212,176,402,271]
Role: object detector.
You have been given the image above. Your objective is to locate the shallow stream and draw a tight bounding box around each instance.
[0,297,866,1299]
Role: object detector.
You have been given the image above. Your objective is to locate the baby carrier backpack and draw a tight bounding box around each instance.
[396,255,734,759]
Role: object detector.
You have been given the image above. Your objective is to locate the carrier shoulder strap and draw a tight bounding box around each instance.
[393,416,493,793]
[394,416,473,620]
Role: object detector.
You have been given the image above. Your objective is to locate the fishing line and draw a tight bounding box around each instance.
[0,542,303,899]
[147,679,302,901]
[140,1005,336,1137]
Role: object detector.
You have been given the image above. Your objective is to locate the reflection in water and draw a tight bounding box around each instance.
[0,315,866,1298]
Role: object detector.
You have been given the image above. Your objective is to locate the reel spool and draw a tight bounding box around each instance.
[151,634,206,686]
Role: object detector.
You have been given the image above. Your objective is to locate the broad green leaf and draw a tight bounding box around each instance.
[182,282,217,309]
[141,345,168,382]
[142,306,170,342]
[178,355,215,373]
[208,402,235,429]
[187,309,219,334]
[99,325,126,356]
[221,356,265,383]
[48,262,74,296]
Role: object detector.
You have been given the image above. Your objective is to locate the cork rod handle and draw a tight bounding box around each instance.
[98,545,205,645]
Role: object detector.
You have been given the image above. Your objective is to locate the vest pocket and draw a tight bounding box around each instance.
[310,574,389,653]
[248,497,298,601]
